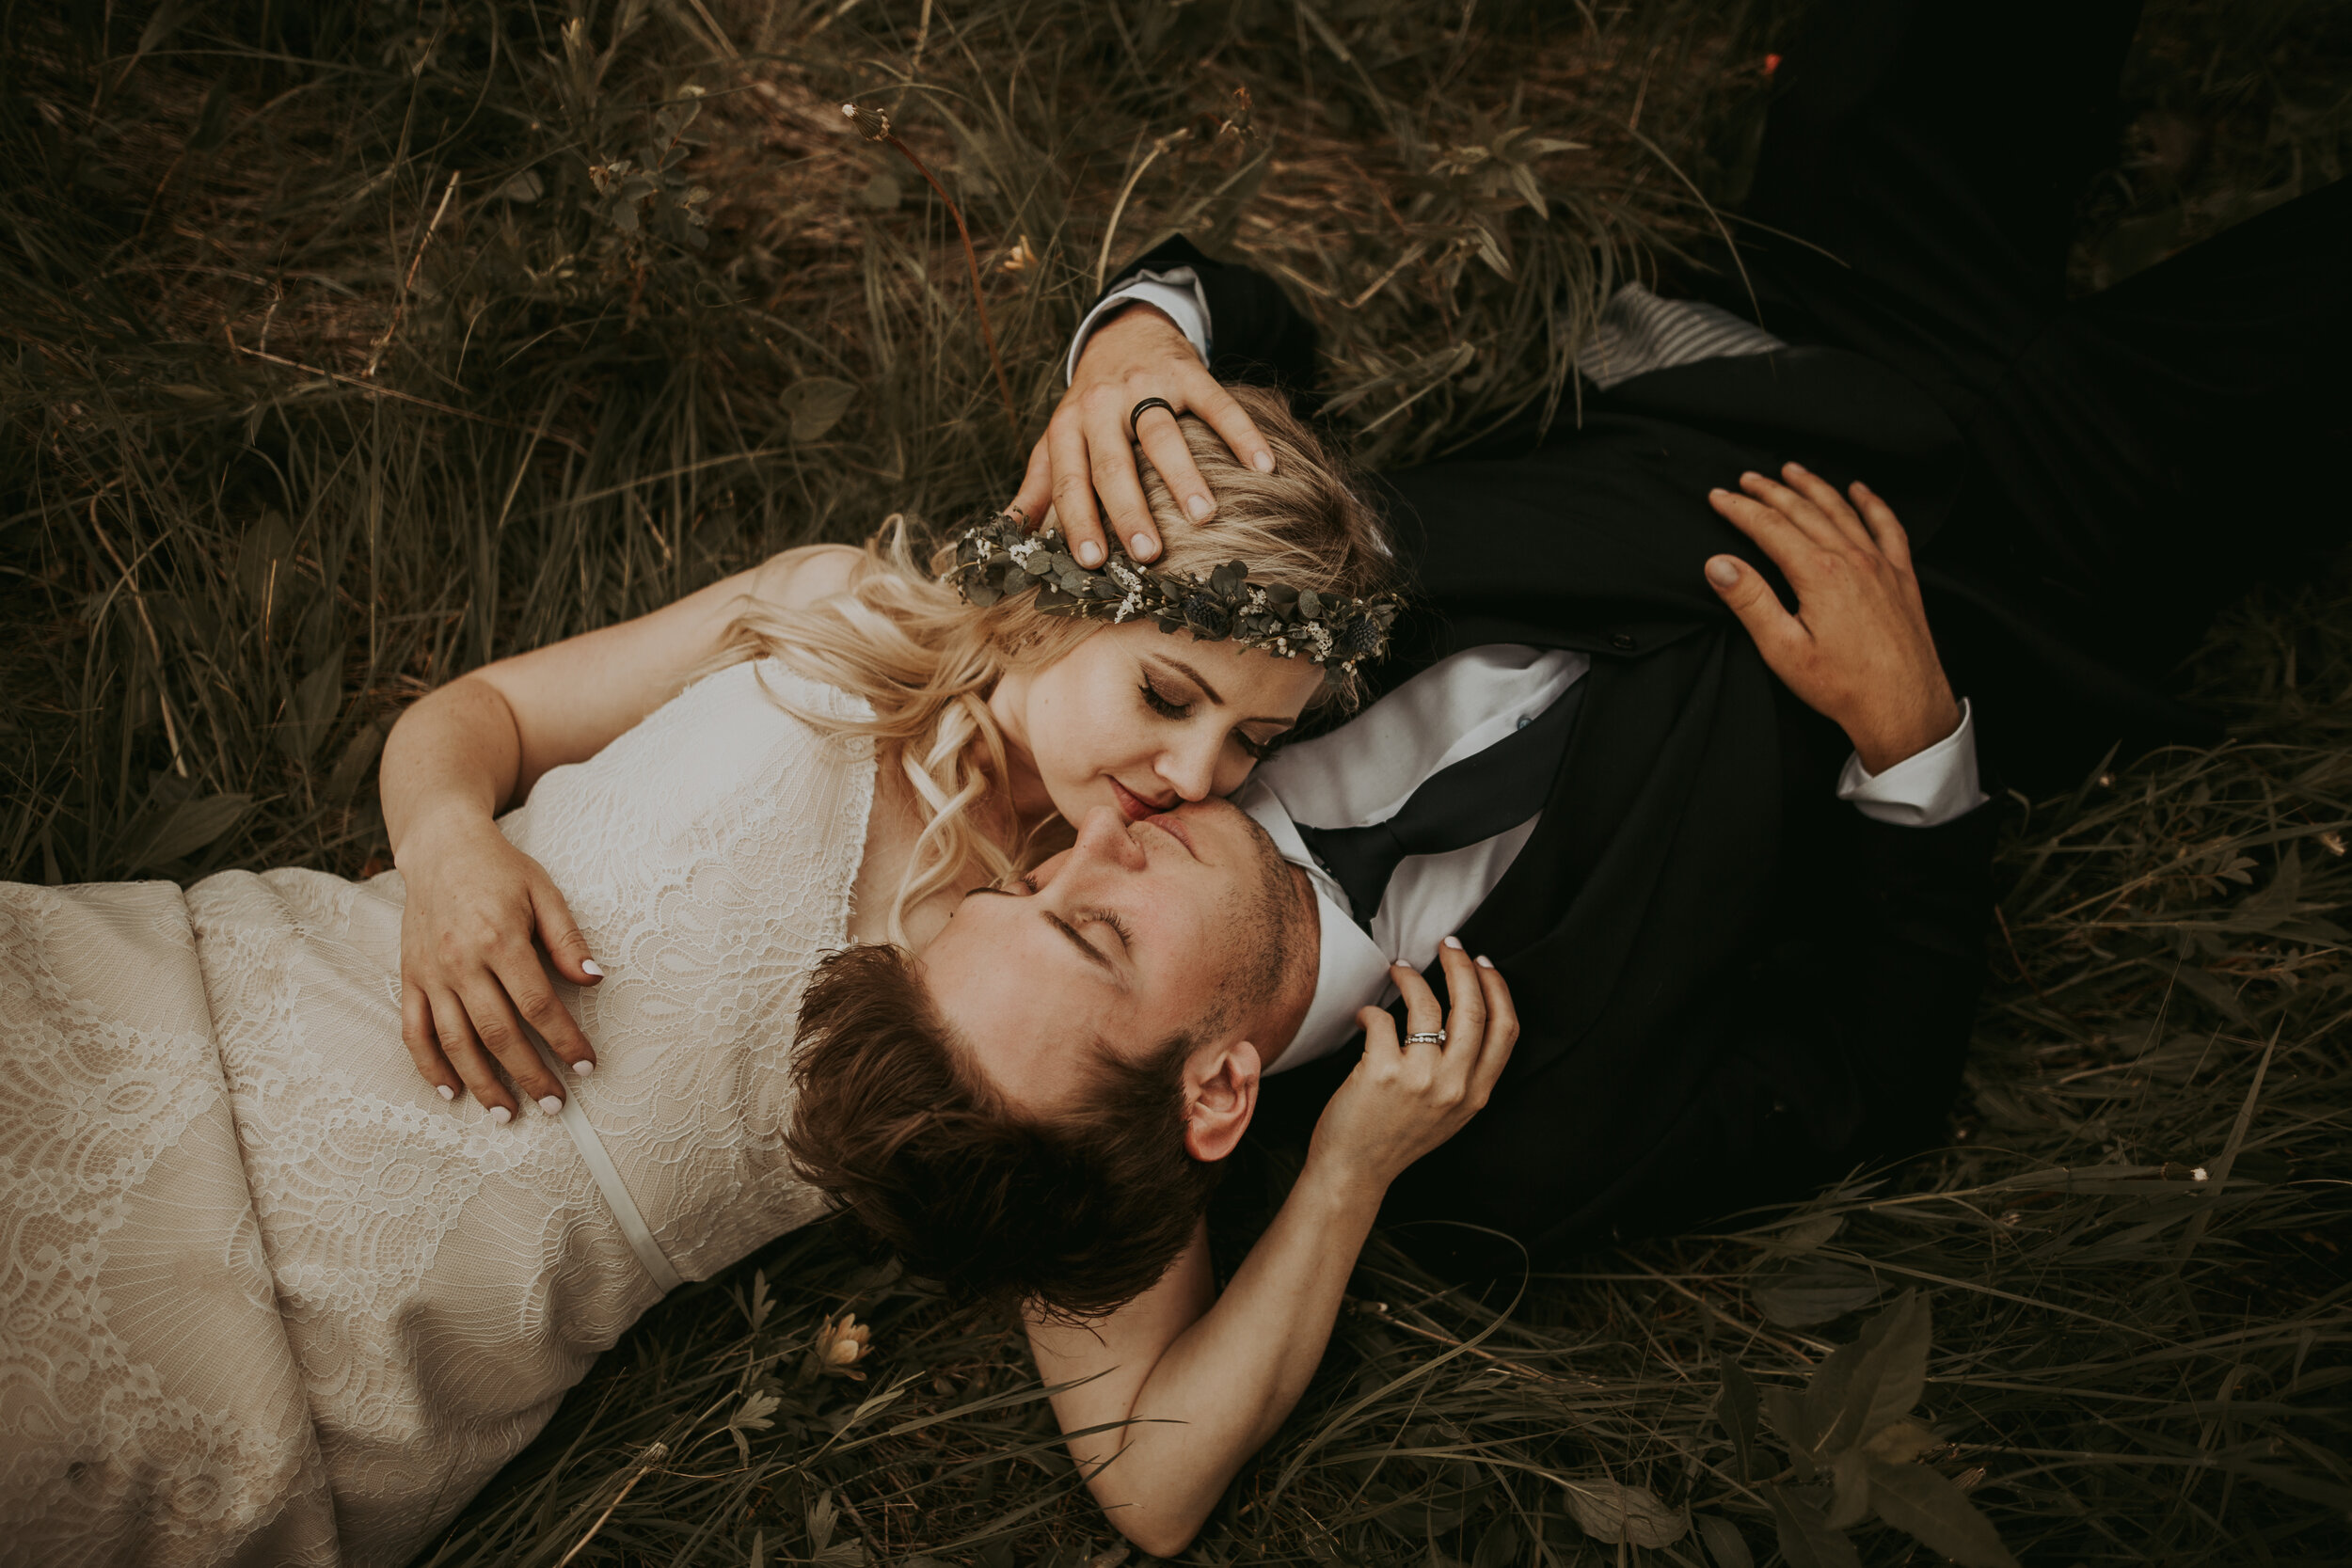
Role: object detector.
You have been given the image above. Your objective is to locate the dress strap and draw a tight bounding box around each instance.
[531,1037,684,1292]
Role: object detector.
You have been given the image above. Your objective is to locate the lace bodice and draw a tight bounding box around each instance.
[0,659,874,1567]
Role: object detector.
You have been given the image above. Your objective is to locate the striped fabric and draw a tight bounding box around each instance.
[1574,280,1785,389]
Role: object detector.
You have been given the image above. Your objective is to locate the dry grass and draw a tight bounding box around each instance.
[3,1,2348,1564]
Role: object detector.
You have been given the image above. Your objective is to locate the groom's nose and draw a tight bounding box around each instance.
[1066,807,1150,875]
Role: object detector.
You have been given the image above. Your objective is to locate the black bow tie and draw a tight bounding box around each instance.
[1294,680,1585,932]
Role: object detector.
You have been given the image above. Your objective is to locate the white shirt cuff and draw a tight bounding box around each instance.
[1063,266,1213,384]
[1836,698,1989,829]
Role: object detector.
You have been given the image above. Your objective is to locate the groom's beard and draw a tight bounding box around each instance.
[1200,813,1316,1040]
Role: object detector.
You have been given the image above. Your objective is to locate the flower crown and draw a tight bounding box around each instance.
[946,513,1399,683]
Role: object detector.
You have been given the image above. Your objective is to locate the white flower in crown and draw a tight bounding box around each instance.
[1114,592,1141,623]
[1109,559,1143,592]
[1009,539,1044,567]
[1306,622,1334,657]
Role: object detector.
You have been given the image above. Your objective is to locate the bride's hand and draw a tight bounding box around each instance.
[1308,942,1518,1196]
[1007,302,1273,570]
[396,810,599,1120]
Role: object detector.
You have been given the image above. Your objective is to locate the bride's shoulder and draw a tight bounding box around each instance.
[746,543,864,612]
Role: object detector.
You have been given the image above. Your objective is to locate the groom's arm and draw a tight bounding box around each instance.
[1030,947,1517,1557]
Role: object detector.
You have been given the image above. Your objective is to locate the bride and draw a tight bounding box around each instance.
[0,388,1396,1567]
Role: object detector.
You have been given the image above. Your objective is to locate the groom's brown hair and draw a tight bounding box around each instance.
[786,942,1217,1319]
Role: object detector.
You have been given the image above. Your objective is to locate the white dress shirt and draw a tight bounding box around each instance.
[1075,274,1989,1072]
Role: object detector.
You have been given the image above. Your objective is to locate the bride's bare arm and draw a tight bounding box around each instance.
[1028,948,1516,1556]
[383,545,860,1117]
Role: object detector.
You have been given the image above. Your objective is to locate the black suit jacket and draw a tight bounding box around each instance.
[1100,237,2005,1256]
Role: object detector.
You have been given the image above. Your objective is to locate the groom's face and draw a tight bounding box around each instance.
[921,800,1314,1117]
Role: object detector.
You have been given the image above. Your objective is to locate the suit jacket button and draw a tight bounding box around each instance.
[1610,632,1637,651]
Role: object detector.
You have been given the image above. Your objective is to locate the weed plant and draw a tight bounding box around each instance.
[2,2,2347,1565]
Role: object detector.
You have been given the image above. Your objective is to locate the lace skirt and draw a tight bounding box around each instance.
[0,880,339,1567]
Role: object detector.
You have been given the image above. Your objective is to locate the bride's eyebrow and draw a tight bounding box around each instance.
[1152,654,1292,729]
[1151,654,1223,705]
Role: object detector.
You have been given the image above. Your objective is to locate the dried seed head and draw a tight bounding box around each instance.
[842,103,891,140]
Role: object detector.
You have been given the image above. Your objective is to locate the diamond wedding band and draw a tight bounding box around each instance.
[1404,1030,1447,1046]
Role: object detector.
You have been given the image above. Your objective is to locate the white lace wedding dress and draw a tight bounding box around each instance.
[0,660,875,1567]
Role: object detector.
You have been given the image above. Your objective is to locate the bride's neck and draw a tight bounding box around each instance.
[982,670,1057,832]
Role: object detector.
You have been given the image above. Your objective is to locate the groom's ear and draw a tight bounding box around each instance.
[1181,1038,1262,1163]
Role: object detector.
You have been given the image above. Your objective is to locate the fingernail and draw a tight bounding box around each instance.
[437,1084,455,1101]
[538,1095,564,1117]
[1442,935,1464,950]
[1708,487,1731,500]
[1129,533,1153,559]
[1786,460,1809,475]
[1741,471,1763,484]
[1076,540,1104,567]
[490,1105,513,1125]
[580,958,604,978]
[1186,494,1213,521]
[572,1058,595,1077]
[1252,451,1274,473]
[1476,956,1495,969]
[1707,558,1740,587]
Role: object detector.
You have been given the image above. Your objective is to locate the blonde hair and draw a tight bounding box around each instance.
[712,385,1397,942]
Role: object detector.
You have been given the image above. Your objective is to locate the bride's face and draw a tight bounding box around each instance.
[989,623,1325,825]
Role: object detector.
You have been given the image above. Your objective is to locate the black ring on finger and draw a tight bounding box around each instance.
[1128,397,1177,442]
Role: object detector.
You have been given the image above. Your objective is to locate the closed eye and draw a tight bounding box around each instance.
[1138,673,1188,721]
[1142,673,1279,762]
[1079,907,1134,952]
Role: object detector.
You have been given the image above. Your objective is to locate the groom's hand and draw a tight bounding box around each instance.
[1008,302,1273,569]
[1705,463,1963,773]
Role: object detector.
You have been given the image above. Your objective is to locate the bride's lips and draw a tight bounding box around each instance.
[1107,776,1169,823]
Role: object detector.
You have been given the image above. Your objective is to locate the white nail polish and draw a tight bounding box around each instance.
[1253,451,1274,473]
[1186,494,1213,521]
[1077,541,1104,567]
[572,1058,595,1077]
[538,1095,563,1117]
[490,1105,512,1125]
[1442,935,1464,950]
[437,1084,455,1101]
[1476,956,1495,969]
[1130,533,1153,559]
[580,958,604,978]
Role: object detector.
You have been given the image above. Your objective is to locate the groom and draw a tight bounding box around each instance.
[1011,0,2350,1260]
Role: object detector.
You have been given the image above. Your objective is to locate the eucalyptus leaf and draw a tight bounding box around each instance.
[1766,1487,1861,1568]
[1759,1385,1815,1474]
[1693,1513,1755,1568]
[1804,1290,1931,1457]
[128,793,251,870]
[1867,1458,2020,1568]
[1563,1478,1685,1547]
[1753,1259,1881,1327]
[278,653,345,764]
[1719,1356,1760,1481]
[783,378,857,443]
[1826,1448,1871,1528]
[324,721,385,805]
[1470,1518,1520,1568]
